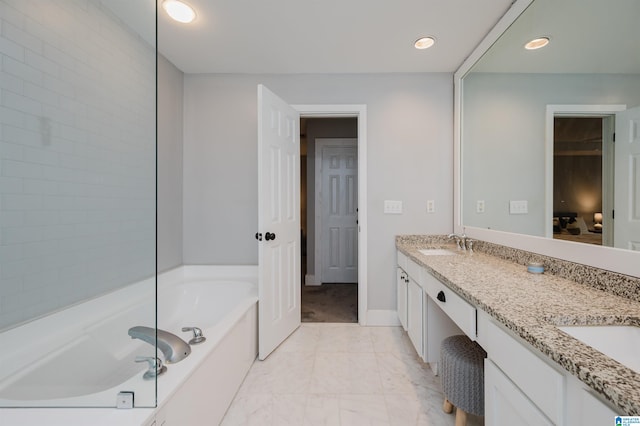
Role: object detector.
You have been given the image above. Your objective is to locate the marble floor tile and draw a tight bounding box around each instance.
[221,325,484,426]
[316,324,374,353]
[309,352,382,394]
[303,394,341,426]
[339,394,390,426]
[370,326,415,354]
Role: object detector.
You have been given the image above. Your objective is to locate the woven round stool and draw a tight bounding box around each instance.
[440,335,487,426]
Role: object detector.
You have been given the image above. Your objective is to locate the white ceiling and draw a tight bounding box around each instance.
[472,0,640,74]
[155,0,514,74]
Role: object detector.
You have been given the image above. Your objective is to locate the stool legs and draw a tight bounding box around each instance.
[455,408,467,426]
[443,398,469,426]
[443,398,454,414]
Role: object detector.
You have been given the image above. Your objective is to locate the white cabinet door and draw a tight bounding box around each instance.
[485,360,553,426]
[396,268,408,331]
[407,278,423,357]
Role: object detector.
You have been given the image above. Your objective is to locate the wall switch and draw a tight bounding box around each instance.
[384,200,403,214]
[509,200,528,214]
[476,200,485,213]
[426,200,435,213]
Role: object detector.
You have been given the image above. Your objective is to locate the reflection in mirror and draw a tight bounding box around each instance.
[461,0,640,252]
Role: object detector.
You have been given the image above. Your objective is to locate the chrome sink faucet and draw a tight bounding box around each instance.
[448,233,474,252]
[448,233,467,251]
[128,326,191,363]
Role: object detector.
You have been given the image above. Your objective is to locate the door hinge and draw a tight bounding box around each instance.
[613,133,616,142]
[612,209,615,219]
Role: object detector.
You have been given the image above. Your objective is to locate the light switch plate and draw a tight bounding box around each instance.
[426,200,435,213]
[476,200,485,213]
[384,200,403,214]
[509,200,528,214]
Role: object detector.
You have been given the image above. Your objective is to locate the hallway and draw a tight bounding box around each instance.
[221,324,483,425]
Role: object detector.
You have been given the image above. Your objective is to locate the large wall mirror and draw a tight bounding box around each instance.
[455,0,640,277]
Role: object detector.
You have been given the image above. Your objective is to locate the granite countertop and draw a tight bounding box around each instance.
[396,236,640,415]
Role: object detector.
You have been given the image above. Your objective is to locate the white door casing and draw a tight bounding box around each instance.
[294,104,368,325]
[257,85,301,360]
[614,106,640,251]
[316,139,358,283]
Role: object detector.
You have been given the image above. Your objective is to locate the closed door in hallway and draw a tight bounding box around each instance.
[317,139,358,283]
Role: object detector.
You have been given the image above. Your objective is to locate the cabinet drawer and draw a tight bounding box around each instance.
[397,250,408,270]
[486,320,564,425]
[424,272,476,339]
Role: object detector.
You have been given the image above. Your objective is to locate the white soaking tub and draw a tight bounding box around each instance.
[0,265,258,426]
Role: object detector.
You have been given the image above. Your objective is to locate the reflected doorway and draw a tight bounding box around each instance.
[552,115,613,245]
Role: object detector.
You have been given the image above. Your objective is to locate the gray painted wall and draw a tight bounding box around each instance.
[182,73,454,311]
[157,54,184,272]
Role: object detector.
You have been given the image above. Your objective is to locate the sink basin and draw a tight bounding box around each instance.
[558,325,640,373]
[418,248,458,256]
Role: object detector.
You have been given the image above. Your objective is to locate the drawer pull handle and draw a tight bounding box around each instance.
[437,290,446,303]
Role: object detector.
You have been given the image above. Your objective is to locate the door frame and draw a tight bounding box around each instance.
[294,104,368,325]
[544,104,625,240]
[314,138,358,284]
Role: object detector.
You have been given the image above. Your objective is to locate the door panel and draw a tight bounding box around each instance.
[318,140,358,283]
[258,85,300,360]
[615,106,640,250]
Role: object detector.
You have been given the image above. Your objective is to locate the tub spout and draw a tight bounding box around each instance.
[128,326,191,364]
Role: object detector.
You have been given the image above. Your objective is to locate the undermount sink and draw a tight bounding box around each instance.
[418,248,459,256]
[558,325,640,373]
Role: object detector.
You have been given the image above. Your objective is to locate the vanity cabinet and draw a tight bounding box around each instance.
[396,251,408,330]
[479,311,564,424]
[407,275,423,356]
[396,251,427,359]
[396,267,408,331]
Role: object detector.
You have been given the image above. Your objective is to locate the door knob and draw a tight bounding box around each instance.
[255,232,263,241]
[437,290,446,303]
[265,232,276,241]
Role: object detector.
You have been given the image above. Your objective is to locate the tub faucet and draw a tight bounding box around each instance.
[128,326,191,364]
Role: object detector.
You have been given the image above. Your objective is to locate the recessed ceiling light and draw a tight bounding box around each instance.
[524,36,550,50]
[162,0,196,24]
[414,37,436,50]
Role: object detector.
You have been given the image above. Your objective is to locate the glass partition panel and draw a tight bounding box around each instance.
[0,0,157,407]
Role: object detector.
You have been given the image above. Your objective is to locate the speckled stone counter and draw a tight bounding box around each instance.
[396,235,640,415]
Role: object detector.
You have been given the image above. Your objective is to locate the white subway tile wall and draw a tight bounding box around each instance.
[0,0,156,330]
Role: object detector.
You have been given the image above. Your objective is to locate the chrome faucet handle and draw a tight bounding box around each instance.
[448,233,465,250]
[182,326,206,345]
[466,238,474,253]
[135,356,167,380]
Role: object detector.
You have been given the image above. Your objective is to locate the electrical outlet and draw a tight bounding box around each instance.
[384,200,403,214]
[426,200,435,213]
[476,200,485,213]
[509,200,528,214]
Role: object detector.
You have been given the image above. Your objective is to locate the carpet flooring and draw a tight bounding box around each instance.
[301,283,358,323]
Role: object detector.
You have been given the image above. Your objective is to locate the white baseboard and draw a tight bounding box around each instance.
[305,274,321,286]
[366,310,401,326]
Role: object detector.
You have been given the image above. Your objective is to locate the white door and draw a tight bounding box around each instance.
[614,106,640,251]
[317,140,358,283]
[257,85,300,360]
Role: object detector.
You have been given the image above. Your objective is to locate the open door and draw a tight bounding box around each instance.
[614,106,640,251]
[257,85,301,360]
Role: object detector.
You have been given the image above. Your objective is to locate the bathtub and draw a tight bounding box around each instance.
[0,265,258,426]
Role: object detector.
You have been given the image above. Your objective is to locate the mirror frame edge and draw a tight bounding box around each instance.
[453,0,640,279]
